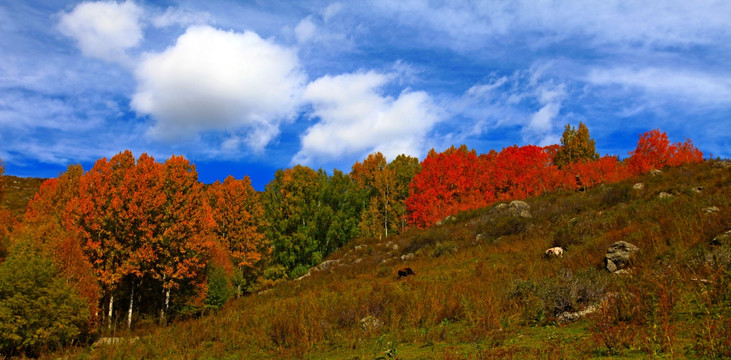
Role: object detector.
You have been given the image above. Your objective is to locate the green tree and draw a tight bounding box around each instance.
[0,243,90,357]
[554,122,599,167]
[204,264,233,310]
[263,166,324,276]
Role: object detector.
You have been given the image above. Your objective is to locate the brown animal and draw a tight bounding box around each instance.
[398,267,415,278]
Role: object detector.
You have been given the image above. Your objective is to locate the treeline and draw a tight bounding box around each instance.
[0,125,703,355]
[407,126,703,227]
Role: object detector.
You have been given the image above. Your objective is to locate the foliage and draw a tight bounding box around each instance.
[553,122,599,167]
[407,127,702,227]
[205,264,234,310]
[628,129,703,173]
[0,243,90,357]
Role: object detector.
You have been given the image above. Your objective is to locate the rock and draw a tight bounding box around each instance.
[632,183,645,190]
[437,215,457,226]
[650,169,662,175]
[475,233,486,242]
[507,200,532,218]
[401,252,416,261]
[353,258,363,264]
[711,230,731,246]
[605,241,639,273]
[557,303,600,323]
[294,272,311,281]
[658,192,674,199]
[692,186,704,193]
[703,206,720,214]
[390,243,399,251]
[355,245,367,251]
[316,259,341,272]
[360,315,383,331]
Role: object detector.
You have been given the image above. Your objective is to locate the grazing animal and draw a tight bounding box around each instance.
[545,247,564,258]
[398,267,415,278]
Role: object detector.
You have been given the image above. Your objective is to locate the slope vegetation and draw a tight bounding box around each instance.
[59,160,730,359]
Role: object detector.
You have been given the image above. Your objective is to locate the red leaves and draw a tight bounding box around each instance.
[407,129,703,228]
[628,129,703,173]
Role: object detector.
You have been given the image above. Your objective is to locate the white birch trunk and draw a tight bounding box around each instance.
[127,282,134,329]
[107,294,114,330]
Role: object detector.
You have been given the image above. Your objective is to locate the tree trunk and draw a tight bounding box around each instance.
[107,294,114,330]
[127,281,135,329]
[160,287,171,324]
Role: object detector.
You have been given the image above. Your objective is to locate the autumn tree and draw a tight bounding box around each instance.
[65,151,137,329]
[352,153,420,237]
[628,129,703,174]
[21,165,100,319]
[154,155,216,322]
[207,175,268,294]
[553,122,599,167]
[406,146,484,228]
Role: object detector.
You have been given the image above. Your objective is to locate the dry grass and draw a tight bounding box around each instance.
[37,161,731,359]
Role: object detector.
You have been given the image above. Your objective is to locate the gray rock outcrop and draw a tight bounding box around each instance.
[605,241,639,273]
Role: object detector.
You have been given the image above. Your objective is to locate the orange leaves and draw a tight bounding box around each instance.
[207,175,267,272]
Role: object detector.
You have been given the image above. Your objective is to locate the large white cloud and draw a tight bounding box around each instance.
[58,0,143,64]
[293,71,443,164]
[132,25,306,150]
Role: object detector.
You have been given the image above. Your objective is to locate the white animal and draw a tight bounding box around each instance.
[545,247,564,258]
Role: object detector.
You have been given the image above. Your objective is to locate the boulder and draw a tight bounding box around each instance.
[605,241,639,273]
[355,244,368,251]
[692,186,704,193]
[632,183,644,190]
[400,252,416,261]
[650,169,662,175]
[507,200,532,218]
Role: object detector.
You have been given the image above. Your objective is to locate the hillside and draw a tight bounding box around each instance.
[55,160,730,359]
[0,176,46,218]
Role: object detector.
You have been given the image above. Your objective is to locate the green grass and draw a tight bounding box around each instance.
[37,161,731,359]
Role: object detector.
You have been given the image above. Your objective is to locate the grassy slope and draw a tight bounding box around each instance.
[53,162,730,359]
[0,176,46,219]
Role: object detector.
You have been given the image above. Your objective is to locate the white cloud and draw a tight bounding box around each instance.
[587,67,731,106]
[131,25,306,150]
[294,71,443,164]
[58,0,143,64]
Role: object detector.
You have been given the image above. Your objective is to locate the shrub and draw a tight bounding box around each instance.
[0,244,90,356]
[205,264,234,310]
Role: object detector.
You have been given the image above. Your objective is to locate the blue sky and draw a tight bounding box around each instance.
[1,1,730,190]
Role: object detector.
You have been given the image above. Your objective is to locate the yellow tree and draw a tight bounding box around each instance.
[554,122,599,168]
